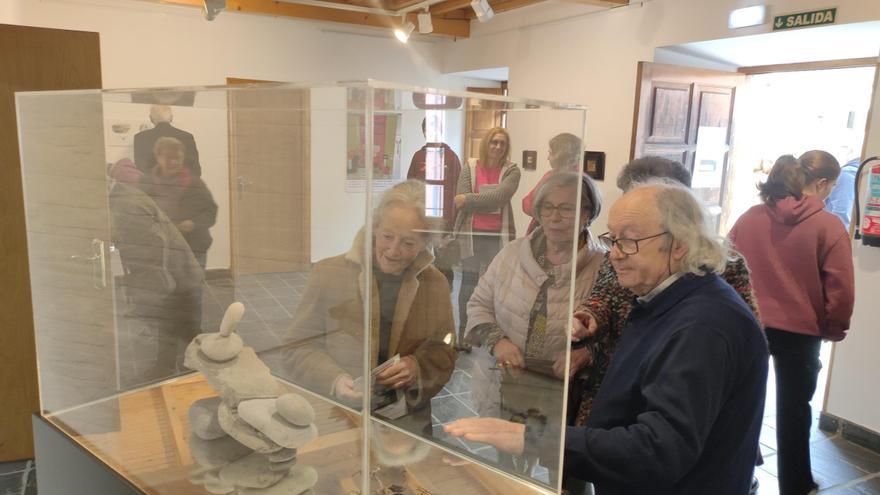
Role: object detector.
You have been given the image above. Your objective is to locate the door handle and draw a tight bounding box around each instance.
[70,238,107,289]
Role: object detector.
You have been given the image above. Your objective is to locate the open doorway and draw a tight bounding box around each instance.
[725,66,876,233]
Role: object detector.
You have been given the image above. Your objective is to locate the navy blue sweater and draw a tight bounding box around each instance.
[563,272,768,495]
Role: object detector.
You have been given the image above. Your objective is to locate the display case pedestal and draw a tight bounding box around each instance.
[33,414,142,495]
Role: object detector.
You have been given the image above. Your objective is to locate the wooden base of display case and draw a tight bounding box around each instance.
[32,374,553,494]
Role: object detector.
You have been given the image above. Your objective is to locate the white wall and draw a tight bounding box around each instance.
[4,0,485,269]
[443,0,880,433]
[443,0,880,232]
[826,63,880,434]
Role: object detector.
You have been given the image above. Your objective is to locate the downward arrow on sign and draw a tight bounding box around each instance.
[775,18,784,27]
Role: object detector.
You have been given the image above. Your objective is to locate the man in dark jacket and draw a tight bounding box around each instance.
[445,181,768,495]
[134,104,202,177]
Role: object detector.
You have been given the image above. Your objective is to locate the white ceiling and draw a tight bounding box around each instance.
[659,20,880,68]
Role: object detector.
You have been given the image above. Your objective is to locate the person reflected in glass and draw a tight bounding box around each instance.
[108,158,204,383]
[729,151,854,495]
[522,133,583,235]
[464,172,604,481]
[134,104,202,177]
[285,180,457,436]
[453,127,521,348]
[139,136,217,270]
[407,117,462,289]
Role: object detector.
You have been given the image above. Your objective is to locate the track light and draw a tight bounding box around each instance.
[470,0,494,23]
[394,20,415,43]
[202,0,226,21]
[417,10,433,34]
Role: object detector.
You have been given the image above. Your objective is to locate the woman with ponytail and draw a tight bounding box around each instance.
[729,150,855,495]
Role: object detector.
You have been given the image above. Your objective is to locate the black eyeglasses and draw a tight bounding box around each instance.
[598,231,669,255]
[538,203,579,219]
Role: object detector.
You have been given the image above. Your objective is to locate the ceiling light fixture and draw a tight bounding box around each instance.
[417,10,433,34]
[394,20,415,43]
[470,0,493,23]
[202,0,226,21]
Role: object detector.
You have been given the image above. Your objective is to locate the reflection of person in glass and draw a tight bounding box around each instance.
[133,104,202,177]
[463,172,604,480]
[285,180,456,433]
[108,158,204,382]
[139,137,217,270]
[521,133,583,234]
[453,127,521,345]
[447,182,768,495]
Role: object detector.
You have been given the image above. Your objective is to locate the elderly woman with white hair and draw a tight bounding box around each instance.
[285,179,457,434]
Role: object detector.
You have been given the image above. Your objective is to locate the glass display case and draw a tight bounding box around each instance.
[17,80,589,494]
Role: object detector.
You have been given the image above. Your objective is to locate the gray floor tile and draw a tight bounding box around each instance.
[430,395,477,425]
[0,462,28,476]
[255,306,292,322]
[248,296,282,309]
[813,436,880,475]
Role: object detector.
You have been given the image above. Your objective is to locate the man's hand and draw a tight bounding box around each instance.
[376,356,419,389]
[492,338,525,369]
[454,194,466,208]
[177,219,195,233]
[572,310,598,342]
[444,418,525,455]
[333,374,363,404]
[553,347,593,380]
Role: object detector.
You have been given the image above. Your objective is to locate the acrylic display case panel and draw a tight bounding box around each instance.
[17,81,588,494]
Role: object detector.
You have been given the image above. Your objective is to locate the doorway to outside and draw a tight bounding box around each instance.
[633,60,876,425]
[727,64,876,456]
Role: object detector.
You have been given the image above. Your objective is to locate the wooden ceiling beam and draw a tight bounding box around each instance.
[429,0,471,15]
[156,0,470,37]
[458,0,549,18]
[570,0,628,6]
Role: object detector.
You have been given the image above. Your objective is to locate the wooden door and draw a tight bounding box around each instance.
[0,24,106,461]
[464,85,507,161]
[227,79,311,275]
[631,62,744,229]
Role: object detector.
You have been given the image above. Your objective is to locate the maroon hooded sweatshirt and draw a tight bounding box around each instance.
[729,195,854,341]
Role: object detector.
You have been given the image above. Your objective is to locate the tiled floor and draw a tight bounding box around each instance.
[0,461,35,495]
[9,270,880,494]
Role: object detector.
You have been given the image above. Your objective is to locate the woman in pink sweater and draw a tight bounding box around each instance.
[729,151,854,495]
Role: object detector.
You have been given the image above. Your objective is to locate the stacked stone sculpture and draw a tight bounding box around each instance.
[185,302,319,494]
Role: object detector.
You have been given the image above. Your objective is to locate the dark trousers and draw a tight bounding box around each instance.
[458,233,502,341]
[766,328,822,495]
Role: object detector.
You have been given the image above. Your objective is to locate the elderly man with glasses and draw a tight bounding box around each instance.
[445,181,768,495]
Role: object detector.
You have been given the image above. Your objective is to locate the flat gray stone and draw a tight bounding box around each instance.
[189,397,226,440]
[276,394,314,427]
[185,342,280,406]
[219,452,286,488]
[201,333,244,362]
[190,434,253,469]
[238,398,318,449]
[268,448,297,463]
[238,466,318,495]
[217,402,283,454]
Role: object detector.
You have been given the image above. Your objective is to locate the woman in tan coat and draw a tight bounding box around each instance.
[285,180,457,435]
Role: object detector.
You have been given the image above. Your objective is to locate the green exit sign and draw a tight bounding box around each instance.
[773,8,837,31]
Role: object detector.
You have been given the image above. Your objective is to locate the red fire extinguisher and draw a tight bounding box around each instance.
[855,156,880,247]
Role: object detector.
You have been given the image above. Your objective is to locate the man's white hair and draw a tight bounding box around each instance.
[631,179,727,275]
[149,105,173,124]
